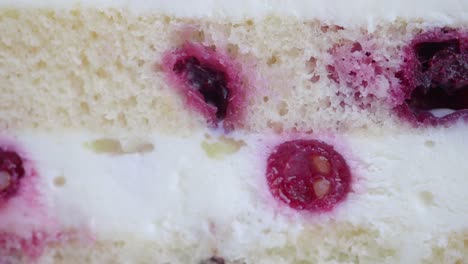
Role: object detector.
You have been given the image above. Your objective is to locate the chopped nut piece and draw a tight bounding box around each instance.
[121,140,154,154]
[53,176,66,187]
[201,136,246,159]
[86,139,123,154]
[86,138,154,155]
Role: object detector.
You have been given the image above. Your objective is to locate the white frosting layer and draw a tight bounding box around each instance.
[1,0,467,26]
[6,126,468,262]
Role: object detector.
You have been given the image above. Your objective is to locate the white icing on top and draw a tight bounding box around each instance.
[1,0,467,27]
[5,126,468,262]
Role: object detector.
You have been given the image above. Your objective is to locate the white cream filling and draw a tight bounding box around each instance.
[0,0,467,28]
[4,126,468,262]
[430,108,457,118]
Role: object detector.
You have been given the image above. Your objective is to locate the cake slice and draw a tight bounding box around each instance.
[0,0,467,263]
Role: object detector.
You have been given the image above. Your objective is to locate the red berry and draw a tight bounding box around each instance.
[162,42,246,131]
[0,148,25,203]
[395,28,468,125]
[266,140,351,212]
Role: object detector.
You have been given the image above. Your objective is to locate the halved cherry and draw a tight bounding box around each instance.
[266,140,351,212]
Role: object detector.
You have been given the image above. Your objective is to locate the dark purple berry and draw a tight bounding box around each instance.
[162,42,247,131]
[396,29,468,125]
[173,56,229,120]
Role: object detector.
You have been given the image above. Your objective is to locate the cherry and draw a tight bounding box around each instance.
[0,148,25,203]
[162,42,246,131]
[266,140,351,212]
[395,29,468,125]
